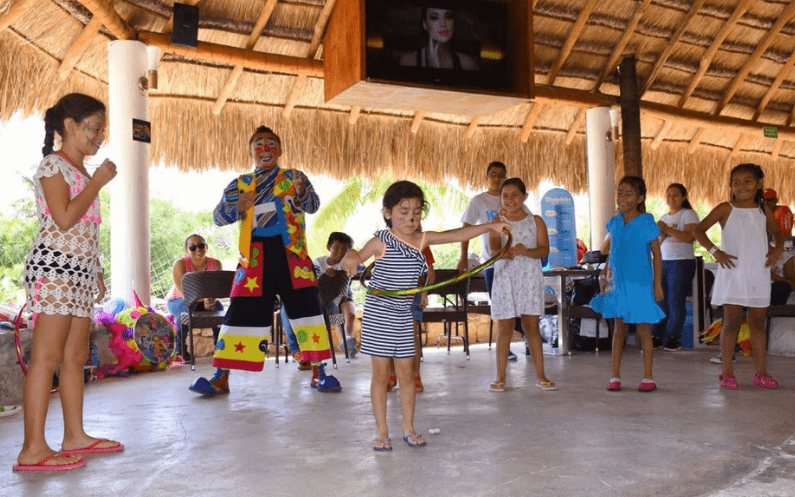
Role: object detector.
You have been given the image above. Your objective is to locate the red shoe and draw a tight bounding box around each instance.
[386,376,397,392]
[753,372,780,389]
[414,375,424,393]
[719,372,739,390]
[637,379,657,392]
[606,378,621,391]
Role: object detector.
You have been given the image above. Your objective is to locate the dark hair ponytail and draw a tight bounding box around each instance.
[618,175,648,213]
[730,163,765,213]
[667,183,693,210]
[42,93,105,157]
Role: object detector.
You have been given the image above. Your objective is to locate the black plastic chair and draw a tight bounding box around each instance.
[181,270,236,371]
[417,269,471,359]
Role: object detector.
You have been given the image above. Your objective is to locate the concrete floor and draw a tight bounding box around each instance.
[1,343,794,497]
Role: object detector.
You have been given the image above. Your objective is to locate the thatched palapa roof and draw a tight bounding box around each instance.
[2,0,795,205]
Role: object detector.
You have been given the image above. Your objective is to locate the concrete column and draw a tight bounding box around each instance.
[107,41,151,304]
[585,107,616,251]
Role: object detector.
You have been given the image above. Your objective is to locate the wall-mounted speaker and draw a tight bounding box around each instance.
[172,3,199,48]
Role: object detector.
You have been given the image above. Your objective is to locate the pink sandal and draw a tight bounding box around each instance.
[719,372,739,390]
[753,372,780,389]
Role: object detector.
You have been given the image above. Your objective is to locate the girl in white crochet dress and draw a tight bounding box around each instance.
[15,94,120,472]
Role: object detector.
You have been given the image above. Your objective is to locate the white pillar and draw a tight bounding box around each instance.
[585,107,617,251]
[108,41,151,304]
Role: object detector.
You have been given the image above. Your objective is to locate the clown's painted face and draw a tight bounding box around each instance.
[249,132,282,170]
[424,9,454,44]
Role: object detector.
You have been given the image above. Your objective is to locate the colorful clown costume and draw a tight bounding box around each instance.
[211,166,331,372]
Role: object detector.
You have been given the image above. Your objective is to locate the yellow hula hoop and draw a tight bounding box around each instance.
[360,229,512,296]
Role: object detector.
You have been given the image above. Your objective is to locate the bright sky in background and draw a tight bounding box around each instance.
[1,112,585,251]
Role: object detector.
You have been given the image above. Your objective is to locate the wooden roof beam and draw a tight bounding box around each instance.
[565,109,585,145]
[137,31,324,78]
[678,0,753,108]
[283,0,336,118]
[714,0,795,116]
[411,112,425,134]
[532,85,795,143]
[75,0,134,40]
[725,133,748,166]
[641,0,706,96]
[348,106,361,125]
[593,0,653,91]
[546,0,597,85]
[58,16,102,80]
[772,109,795,160]
[753,51,795,121]
[520,103,544,142]
[466,116,481,139]
[213,0,278,115]
[650,120,672,150]
[0,0,36,31]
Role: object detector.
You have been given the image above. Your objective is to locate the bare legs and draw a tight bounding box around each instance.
[17,313,121,466]
[611,319,654,380]
[494,315,550,385]
[721,305,769,375]
[371,356,421,442]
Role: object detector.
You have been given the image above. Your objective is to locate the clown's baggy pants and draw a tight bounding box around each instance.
[213,235,331,371]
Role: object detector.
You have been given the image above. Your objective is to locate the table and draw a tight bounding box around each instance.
[469,268,604,355]
[542,268,602,355]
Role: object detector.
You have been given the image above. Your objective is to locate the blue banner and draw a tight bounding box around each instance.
[541,188,577,269]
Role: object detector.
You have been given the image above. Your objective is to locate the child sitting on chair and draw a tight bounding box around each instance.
[314,232,359,357]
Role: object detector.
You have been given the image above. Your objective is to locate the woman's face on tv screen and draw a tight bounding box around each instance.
[424,9,454,43]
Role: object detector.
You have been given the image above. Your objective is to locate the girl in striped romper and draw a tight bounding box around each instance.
[342,181,510,452]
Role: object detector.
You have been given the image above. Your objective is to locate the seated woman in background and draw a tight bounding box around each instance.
[166,234,223,360]
[399,7,478,71]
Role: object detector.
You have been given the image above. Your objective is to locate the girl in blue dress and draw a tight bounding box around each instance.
[591,176,665,392]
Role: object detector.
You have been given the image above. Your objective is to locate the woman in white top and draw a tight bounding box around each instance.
[653,183,700,351]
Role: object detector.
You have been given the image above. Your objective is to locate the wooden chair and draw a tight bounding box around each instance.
[270,296,290,368]
[181,270,236,371]
[417,269,472,359]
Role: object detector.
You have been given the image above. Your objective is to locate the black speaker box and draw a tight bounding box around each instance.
[172,3,199,48]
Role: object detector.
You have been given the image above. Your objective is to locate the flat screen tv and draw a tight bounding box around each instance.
[364,0,510,92]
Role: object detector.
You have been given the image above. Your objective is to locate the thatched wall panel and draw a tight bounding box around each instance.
[233,72,295,105]
[272,3,323,33]
[254,37,309,57]
[115,3,167,32]
[14,2,82,60]
[0,33,107,121]
[478,102,529,127]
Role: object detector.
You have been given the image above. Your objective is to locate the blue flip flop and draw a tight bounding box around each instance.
[403,433,427,448]
[373,438,392,452]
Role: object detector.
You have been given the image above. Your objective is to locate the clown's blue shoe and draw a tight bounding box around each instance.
[189,369,230,397]
[315,363,342,393]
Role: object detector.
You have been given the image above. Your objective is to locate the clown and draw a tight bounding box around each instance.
[190,126,340,396]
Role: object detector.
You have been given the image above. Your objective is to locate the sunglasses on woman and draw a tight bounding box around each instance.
[188,243,207,251]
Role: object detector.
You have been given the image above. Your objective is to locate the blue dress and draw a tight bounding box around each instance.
[590,213,665,324]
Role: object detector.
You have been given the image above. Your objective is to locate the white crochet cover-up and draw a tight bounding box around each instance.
[24,154,102,318]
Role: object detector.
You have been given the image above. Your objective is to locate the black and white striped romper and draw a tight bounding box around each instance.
[360,230,428,358]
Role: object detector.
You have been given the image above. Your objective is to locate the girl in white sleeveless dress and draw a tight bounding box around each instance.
[488,178,556,392]
[693,164,784,390]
